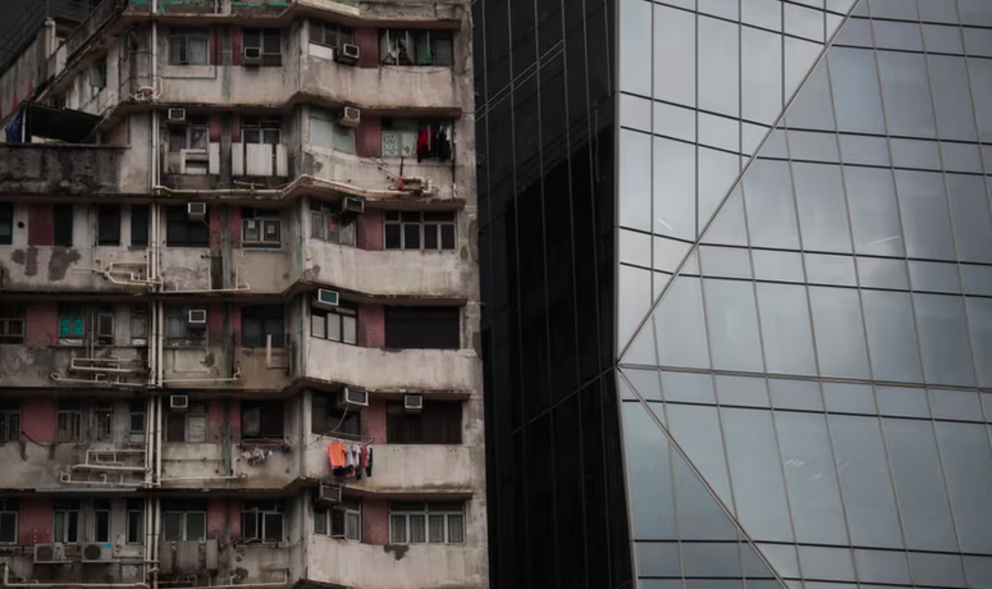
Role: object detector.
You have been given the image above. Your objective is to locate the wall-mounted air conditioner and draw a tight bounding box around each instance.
[187,309,207,325]
[404,394,423,413]
[318,483,342,505]
[170,395,189,410]
[314,288,339,308]
[187,202,207,221]
[339,386,368,408]
[335,43,360,65]
[167,108,187,125]
[82,543,114,563]
[34,543,66,564]
[243,46,263,66]
[340,107,360,128]
[339,196,365,215]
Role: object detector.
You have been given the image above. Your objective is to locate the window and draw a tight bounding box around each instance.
[387,401,461,444]
[381,120,452,161]
[96,308,114,346]
[169,115,209,153]
[0,305,24,344]
[311,303,357,345]
[0,402,20,443]
[126,499,144,544]
[93,500,111,543]
[311,107,355,154]
[241,208,281,248]
[165,205,209,247]
[0,203,12,245]
[90,57,107,94]
[131,307,148,346]
[380,30,453,66]
[243,29,281,66]
[315,498,360,541]
[54,501,80,544]
[165,306,207,348]
[97,205,121,246]
[57,402,83,443]
[0,499,18,543]
[384,306,459,349]
[309,21,353,49]
[163,509,206,542]
[54,204,74,247]
[389,502,464,544]
[166,405,207,443]
[169,27,209,65]
[242,401,283,439]
[384,211,456,250]
[242,501,284,543]
[312,393,360,436]
[131,204,149,246]
[241,305,284,348]
[95,404,114,442]
[129,400,145,444]
[58,304,85,345]
[310,200,356,246]
[241,117,281,145]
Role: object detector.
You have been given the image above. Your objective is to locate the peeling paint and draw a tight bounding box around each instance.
[10,249,24,266]
[24,246,38,277]
[48,247,81,281]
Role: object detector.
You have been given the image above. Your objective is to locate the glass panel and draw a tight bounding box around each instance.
[619,0,651,96]
[655,277,710,369]
[799,546,856,582]
[768,379,822,411]
[830,47,886,134]
[946,174,992,263]
[653,6,695,107]
[822,382,876,414]
[793,163,851,253]
[913,293,976,387]
[934,422,992,553]
[756,283,817,375]
[876,386,930,418]
[894,170,956,260]
[428,514,445,543]
[635,542,680,577]
[619,130,651,231]
[164,513,183,541]
[703,279,763,372]
[928,55,978,141]
[742,26,782,124]
[447,514,464,543]
[390,515,406,543]
[844,164,904,257]
[666,405,732,506]
[877,51,936,138]
[409,514,425,543]
[715,375,769,408]
[967,297,992,387]
[186,513,205,541]
[698,16,739,117]
[743,159,800,250]
[861,290,923,383]
[654,137,696,240]
[621,402,676,540]
[808,286,871,379]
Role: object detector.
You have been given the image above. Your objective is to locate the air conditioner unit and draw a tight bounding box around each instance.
[82,543,114,563]
[317,483,342,505]
[187,309,207,325]
[187,202,207,221]
[167,108,187,125]
[170,395,189,410]
[314,288,339,308]
[340,107,360,128]
[335,43,360,65]
[34,543,66,563]
[339,196,365,215]
[404,394,423,413]
[243,46,263,66]
[339,386,368,408]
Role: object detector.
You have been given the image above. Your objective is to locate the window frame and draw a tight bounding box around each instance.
[94,404,114,443]
[241,305,285,348]
[310,107,355,154]
[56,407,83,443]
[0,499,18,544]
[0,409,20,443]
[384,211,456,251]
[90,57,107,94]
[166,408,207,444]
[163,510,207,542]
[165,204,209,248]
[0,203,13,245]
[241,400,284,440]
[164,306,207,348]
[243,28,282,66]
[380,119,453,160]
[97,204,122,246]
[380,30,454,66]
[130,204,149,247]
[309,21,353,49]
[241,117,282,146]
[388,502,464,545]
[53,501,80,544]
[168,27,210,66]
[93,500,111,543]
[0,305,25,345]
[311,393,361,436]
[129,401,146,444]
[168,115,210,153]
[309,200,356,246]
[315,499,361,541]
[386,401,462,444]
[57,304,86,346]
[310,303,357,345]
[241,208,282,249]
[241,502,285,544]
[126,499,144,545]
[54,203,74,247]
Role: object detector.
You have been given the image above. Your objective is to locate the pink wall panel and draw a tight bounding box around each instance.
[18,498,53,545]
[21,398,55,443]
[361,498,388,545]
[356,117,381,158]
[357,304,384,348]
[25,303,57,348]
[358,208,383,251]
[27,204,53,246]
[354,29,379,68]
[361,397,387,443]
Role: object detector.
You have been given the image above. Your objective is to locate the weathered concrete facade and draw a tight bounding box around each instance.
[0,0,484,588]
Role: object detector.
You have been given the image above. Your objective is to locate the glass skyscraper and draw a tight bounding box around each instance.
[475,1,992,588]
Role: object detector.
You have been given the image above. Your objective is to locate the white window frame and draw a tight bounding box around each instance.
[126,502,144,545]
[384,211,457,251]
[166,409,207,444]
[380,30,454,66]
[310,200,356,246]
[241,117,282,145]
[54,502,80,544]
[56,409,83,443]
[168,27,210,65]
[242,208,282,248]
[241,503,284,544]
[163,511,207,542]
[243,28,282,66]
[169,115,210,152]
[388,503,464,545]
[315,501,360,541]
[310,304,357,345]
[309,21,353,49]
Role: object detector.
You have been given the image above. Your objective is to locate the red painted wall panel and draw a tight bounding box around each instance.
[357,304,385,348]
[362,397,387,442]
[27,204,53,246]
[22,398,56,442]
[232,27,242,66]
[357,208,383,251]
[207,304,225,347]
[356,117,381,158]
[230,206,242,249]
[232,115,241,144]
[354,29,379,68]
[207,497,226,539]
[209,205,222,251]
[25,303,57,348]
[208,399,225,443]
[210,26,220,66]
[227,498,242,538]
[361,498,388,545]
[209,114,222,143]
[18,498,53,545]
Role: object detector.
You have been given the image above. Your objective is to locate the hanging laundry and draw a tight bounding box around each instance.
[241,447,272,466]
[436,126,451,162]
[416,127,430,162]
[328,442,346,469]
[366,447,373,477]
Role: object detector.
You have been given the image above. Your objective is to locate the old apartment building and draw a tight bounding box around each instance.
[0,0,484,588]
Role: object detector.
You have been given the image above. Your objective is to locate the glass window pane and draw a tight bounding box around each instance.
[409,514,425,543]
[967,297,992,387]
[311,314,325,339]
[186,513,205,541]
[878,52,936,139]
[654,137,696,240]
[743,160,800,249]
[808,287,871,379]
[845,167,904,257]
[327,313,341,342]
[861,290,923,383]
[164,513,183,541]
[619,0,651,96]
[653,6,695,106]
[390,515,406,543]
[928,55,978,141]
[403,224,420,250]
[428,514,445,543]
[934,422,992,553]
[895,170,956,260]
[946,174,992,263]
[656,277,711,369]
[622,402,676,540]
[830,47,886,134]
[742,27,782,124]
[619,130,651,232]
[698,16,739,117]
[666,405,732,506]
[342,315,357,345]
[914,293,976,387]
[793,163,852,253]
[756,283,817,375]
[703,279,763,372]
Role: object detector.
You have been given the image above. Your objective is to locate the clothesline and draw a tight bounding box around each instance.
[327,440,373,481]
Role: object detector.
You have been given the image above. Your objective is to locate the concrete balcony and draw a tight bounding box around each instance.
[303,338,477,392]
[0,346,146,389]
[303,240,472,300]
[300,57,460,112]
[0,244,151,293]
[306,536,485,589]
[161,346,292,391]
[304,438,476,493]
[160,441,300,490]
[0,145,140,196]
[154,65,292,108]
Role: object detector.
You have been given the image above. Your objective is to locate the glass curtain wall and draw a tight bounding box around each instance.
[618,1,992,589]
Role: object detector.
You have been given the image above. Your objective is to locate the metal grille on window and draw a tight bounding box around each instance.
[389,515,406,544]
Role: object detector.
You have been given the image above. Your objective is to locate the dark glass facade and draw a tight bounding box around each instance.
[478,0,992,587]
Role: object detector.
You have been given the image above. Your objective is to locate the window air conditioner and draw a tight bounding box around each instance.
[318,483,342,505]
[314,288,339,308]
[243,46,263,66]
[404,394,423,413]
[82,543,114,563]
[340,386,369,408]
[335,43,360,65]
[170,395,189,410]
[340,106,360,128]
[187,202,207,221]
[187,309,207,325]
[34,543,66,564]
[339,196,365,215]
[167,108,187,125]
